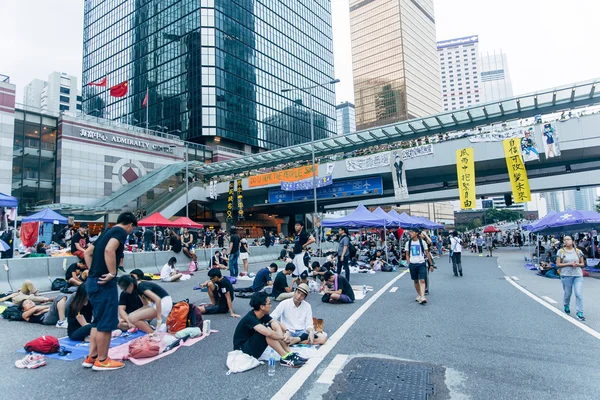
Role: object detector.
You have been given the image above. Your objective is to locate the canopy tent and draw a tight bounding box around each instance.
[22,208,68,224]
[529,209,600,234]
[483,226,501,233]
[388,211,420,228]
[172,217,204,229]
[522,210,557,231]
[372,207,398,226]
[137,212,179,227]
[0,193,18,208]
[322,204,389,228]
[413,216,444,229]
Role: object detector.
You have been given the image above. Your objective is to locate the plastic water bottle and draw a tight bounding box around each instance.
[362,284,367,296]
[268,349,276,376]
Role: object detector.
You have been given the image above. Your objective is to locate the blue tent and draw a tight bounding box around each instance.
[387,209,420,228]
[522,210,556,231]
[530,209,600,234]
[372,207,398,227]
[413,216,444,229]
[22,208,68,224]
[322,204,388,228]
[0,192,18,208]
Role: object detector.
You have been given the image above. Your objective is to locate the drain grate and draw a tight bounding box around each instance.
[325,358,435,400]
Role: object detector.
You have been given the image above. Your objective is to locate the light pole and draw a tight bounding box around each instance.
[185,141,189,218]
[281,78,339,244]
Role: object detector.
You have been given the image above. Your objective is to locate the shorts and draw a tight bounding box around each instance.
[151,296,174,318]
[409,263,427,281]
[293,252,307,276]
[240,333,269,359]
[87,277,119,332]
[289,329,321,342]
[203,303,229,315]
[42,294,68,325]
[239,252,249,261]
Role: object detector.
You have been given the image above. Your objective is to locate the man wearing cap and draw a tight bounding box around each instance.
[292,221,315,277]
[71,223,90,260]
[270,283,327,346]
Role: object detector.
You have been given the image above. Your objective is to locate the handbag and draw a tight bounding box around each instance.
[226,350,262,375]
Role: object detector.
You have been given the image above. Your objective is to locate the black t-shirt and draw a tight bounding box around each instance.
[70,231,89,253]
[88,226,128,278]
[119,291,144,314]
[294,230,310,254]
[279,249,287,259]
[138,281,169,299]
[67,302,93,336]
[230,234,240,253]
[272,271,288,298]
[213,277,234,306]
[143,229,154,241]
[182,233,193,247]
[233,310,272,350]
[170,235,182,253]
[240,240,248,253]
[65,263,83,282]
[337,275,355,301]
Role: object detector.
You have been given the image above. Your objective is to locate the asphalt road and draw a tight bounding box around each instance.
[2,251,599,400]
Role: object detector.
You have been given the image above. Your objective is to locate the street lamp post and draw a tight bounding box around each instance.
[281,78,339,245]
[185,141,189,218]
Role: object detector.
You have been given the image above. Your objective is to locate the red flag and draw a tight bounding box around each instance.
[110,81,128,97]
[142,90,148,107]
[87,77,107,87]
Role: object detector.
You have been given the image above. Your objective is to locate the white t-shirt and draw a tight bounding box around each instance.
[160,263,175,281]
[450,237,462,253]
[405,239,427,264]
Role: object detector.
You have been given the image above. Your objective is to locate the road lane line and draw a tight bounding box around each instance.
[511,276,519,281]
[504,276,600,340]
[271,270,409,400]
[389,287,398,293]
[316,354,348,384]
[541,296,557,304]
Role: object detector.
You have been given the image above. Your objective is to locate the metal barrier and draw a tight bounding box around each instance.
[1,262,12,293]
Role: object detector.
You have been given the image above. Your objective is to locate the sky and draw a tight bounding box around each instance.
[1,0,599,106]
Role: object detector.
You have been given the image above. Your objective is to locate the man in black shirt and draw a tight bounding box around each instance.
[169,230,182,253]
[292,221,314,277]
[321,271,355,304]
[71,222,90,259]
[143,228,154,251]
[272,263,297,301]
[198,269,240,317]
[83,212,137,371]
[65,260,88,287]
[233,292,305,367]
[228,226,241,277]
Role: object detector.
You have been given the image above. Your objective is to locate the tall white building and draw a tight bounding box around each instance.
[437,35,482,111]
[480,51,514,102]
[336,102,356,135]
[545,188,597,212]
[23,72,81,113]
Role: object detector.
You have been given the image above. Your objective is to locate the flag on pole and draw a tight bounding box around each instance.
[87,77,107,87]
[142,89,148,107]
[110,81,128,97]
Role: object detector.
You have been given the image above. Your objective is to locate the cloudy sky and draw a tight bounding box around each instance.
[1,0,598,105]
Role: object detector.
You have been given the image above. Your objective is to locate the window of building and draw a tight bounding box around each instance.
[77,95,82,101]
[59,95,69,103]
[60,87,70,95]
[76,104,82,110]
[59,104,69,111]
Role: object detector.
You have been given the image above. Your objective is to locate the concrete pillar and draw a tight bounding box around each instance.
[103,214,109,231]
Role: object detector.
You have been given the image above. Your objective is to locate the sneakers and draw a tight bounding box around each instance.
[239,272,246,277]
[419,297,428,304]
[280,354,305,368]
[56,319,68,329]
[82,355,97,368]
[564,305,571,315]
[415,295,421,302]
[15,354,46,369]
[576,312,586,321]
[92,357,124,371]
[459,271,463,277]
[479,254,483,257]
[293,353,309,363]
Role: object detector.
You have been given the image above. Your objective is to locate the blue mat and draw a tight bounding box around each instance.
[18,330,145,361]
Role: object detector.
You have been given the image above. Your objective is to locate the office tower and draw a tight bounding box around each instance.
[480,51,514,102]
[23,72,82,113]
[546,188,597,212]
[350,0,441,131]
[336,101,356,135]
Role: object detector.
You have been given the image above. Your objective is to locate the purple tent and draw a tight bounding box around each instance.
[413,216,444,230]
[522,210,556,231]
[372,207,398,227]
[388,209,420,228]
[531,209,600,234]
[322,204,389,228]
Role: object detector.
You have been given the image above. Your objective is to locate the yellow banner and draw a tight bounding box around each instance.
[503,138,531,203]
[249,165,317,187]
[456,148,476,209]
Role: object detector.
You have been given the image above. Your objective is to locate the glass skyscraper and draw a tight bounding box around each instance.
[82,0,336,151]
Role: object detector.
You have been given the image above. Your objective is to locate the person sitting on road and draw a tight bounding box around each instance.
[312,261,333,282]
[279,244,292,261]
[272,263,298,301]
[117,275,173,333]
[321,271,355,304]
[197,269,240,318]
[117,276,145,331]
[211,250,228,270]
[0,280,52,305]
[129,268,151,281]
[65,260,88,287]
[252,263,278,292]
[160,257,183,282]
[18,294,69,328]
[233,291,307,368]
[66,284,95,341]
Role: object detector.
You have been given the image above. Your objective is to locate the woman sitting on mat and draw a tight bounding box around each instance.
[117,275,173,334]
[160,257,183,282]
[66,285,121,341]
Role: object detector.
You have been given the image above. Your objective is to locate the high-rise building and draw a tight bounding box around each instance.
[437,35,483,111]
[0,75,16,195]
[23,72,82,113]
[82,0,336,151]
[545,188,597,212]
[336,101,356,135]
[350,0,441,131]
[480,51,514,102]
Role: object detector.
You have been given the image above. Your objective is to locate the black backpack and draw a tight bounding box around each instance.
[348,240,357,259]
[51,278,68,291]
[1,305,24,321]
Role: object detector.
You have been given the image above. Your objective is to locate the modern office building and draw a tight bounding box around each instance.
[545,188,597,212]
[480,51,514,102]
[437,35,483,111]
[350,0,441,131]
[23,72,82,113]
[0,75,16,196]
[82,0,336,151]
[336,101,356,135]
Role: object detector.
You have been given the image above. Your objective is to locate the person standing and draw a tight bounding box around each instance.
[556,236,586,321]
[450,231,463,277]
[475,234,484,257]
[486,234,494,257]
[82,212,137,371]
[405,228,433,304]
[217,228,225,248]
[228,226,241,278]
[337,227,351,282]
[143,227,154,251]
[292,221,314,277]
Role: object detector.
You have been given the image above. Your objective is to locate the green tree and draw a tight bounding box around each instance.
[470,218,483,229]
[484,208,521,223]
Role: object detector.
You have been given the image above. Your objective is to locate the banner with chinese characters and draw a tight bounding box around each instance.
[391,151,409,200]
[209,180,216,199]
[280,175,333,191]
[226,181,234,221]
[249,165,317,187]
[503,139,531,203]
[236,179,244,220]
[345,152,390,172]
[456,148,476,209]
[402,144,433,160]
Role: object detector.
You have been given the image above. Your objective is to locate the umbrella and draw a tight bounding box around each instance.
[137,212,179,227]
[483,226,501,233]
[0,239,10,252]
[172,217,204,229]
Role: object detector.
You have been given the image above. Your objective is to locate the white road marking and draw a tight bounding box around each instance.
[504,276,600,340]
[541,296,558,304]
[316,354,349,384]
[511,276,519,281]
[389,287,399,293]
[271,270,410,400]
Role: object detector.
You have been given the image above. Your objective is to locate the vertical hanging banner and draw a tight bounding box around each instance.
[391,151,409,200]
[541,123,560,158]
[236,179,244,220]
[456,148,476,209]
[209,180,215,199]
[226,181,234,221]
[503,138,531,203]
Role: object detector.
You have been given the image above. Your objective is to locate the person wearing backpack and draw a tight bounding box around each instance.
[405,228,434,304]
[556,236,586,321]
[337,227,352,282]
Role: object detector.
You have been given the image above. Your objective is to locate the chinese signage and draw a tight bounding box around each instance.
[249,165,317,187]
[236,179,244,220]
[345,152,390,172]
[280,175,333,191]
[269,177,382,203]
[226,181,234,220]
[503,139,531,203]
[78,128,175,154]
[456,148,476,209]
[402,144,433,160]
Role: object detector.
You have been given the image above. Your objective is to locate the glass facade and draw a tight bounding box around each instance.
[82,0,336,150]
[350,0,441,131]
[336,101,356,135]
